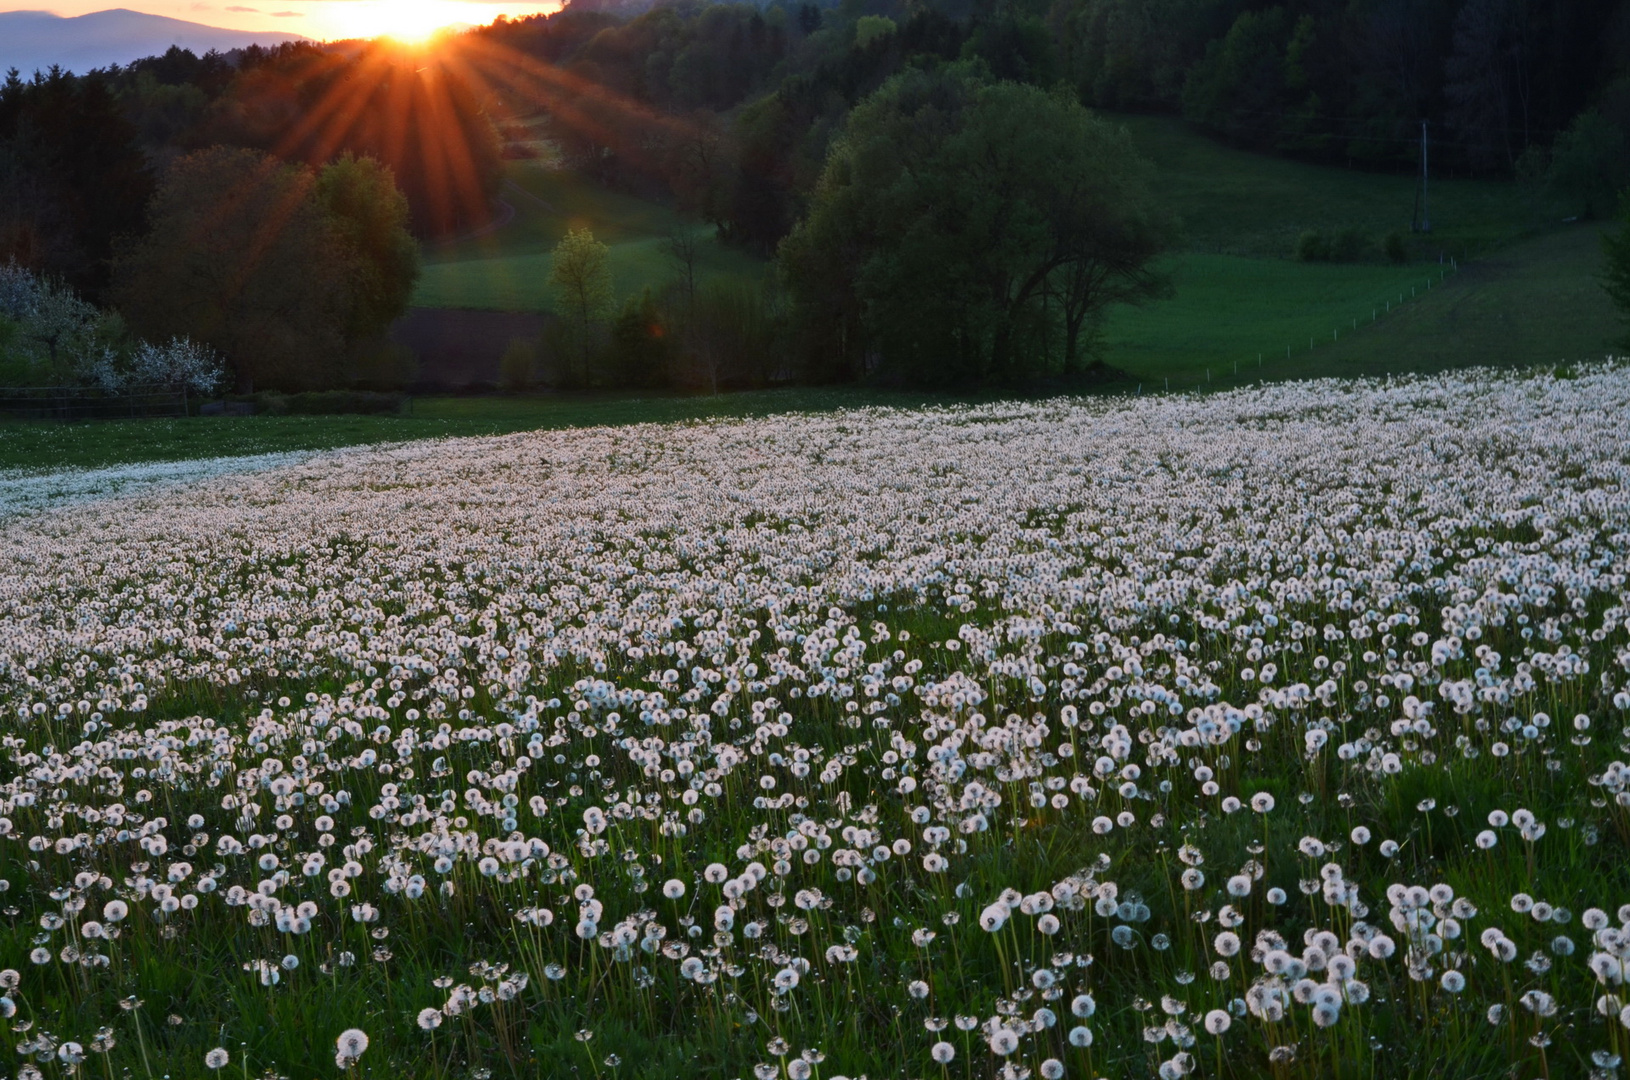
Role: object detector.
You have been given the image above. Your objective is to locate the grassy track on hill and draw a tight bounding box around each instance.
[1311,222,1622,374]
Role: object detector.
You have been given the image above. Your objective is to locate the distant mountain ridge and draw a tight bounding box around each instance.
[0,8,310,76]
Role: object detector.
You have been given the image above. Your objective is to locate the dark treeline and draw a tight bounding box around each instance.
[0,41,500,297]
[1067,0,1628,172]
[474,0,1630,260]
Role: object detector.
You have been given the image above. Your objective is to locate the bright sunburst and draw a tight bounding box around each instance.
[330,0,476,43]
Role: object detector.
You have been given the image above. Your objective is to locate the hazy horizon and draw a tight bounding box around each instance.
[0,1,562,41]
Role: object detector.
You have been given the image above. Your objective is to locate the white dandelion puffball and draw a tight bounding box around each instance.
[663,879,686,900]
[1068,1025,1093,1047]
[930,1041,955,1064]
[335,1028,369,1062]
[1204,1009,1231,1034]
[418,1008,443,1030]
[204,1048,229,1070]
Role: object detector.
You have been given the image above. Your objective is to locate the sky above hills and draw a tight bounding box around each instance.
[0,2,561,42]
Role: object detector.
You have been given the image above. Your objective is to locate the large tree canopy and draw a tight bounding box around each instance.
[315,153,422,344]
[778,64,1170,386]
[112,146,419,392]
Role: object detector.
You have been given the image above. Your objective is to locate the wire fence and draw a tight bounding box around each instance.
[0,385,188,421]
[1144,260,1463,394]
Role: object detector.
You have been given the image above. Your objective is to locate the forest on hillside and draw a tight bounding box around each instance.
[468,0,1630,252]
[1,0,1628,391]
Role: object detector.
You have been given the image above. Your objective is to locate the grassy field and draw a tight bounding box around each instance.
[1100,255,1455,387]
[1312,222,1622,373]
[0,388,957,473]
[1091,118,1618,387]
[1117,114,1540,259]
[412,165,765,312]
[1103,222,1620,392]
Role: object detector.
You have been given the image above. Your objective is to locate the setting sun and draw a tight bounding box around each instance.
[331,0,483,43]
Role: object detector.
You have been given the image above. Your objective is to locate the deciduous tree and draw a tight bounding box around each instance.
[548,225,613,385]
[112,147,418,392]
[779,65,1169,386]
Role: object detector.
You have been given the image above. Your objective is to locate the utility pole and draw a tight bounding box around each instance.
[1412,120,1431,234]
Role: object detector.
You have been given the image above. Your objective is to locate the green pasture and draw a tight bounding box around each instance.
[1101,254,1454,387]
[412,165,765,312]
[1092,117,1615,385]
[1312,222,1622,374]
[1103,221,1619,391]
[1116,114,1541,259]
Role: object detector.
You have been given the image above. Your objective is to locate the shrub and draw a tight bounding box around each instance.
[676,281,784,392]
[1297,228,1370,263]
[252,391,290,416]
[498,337,540,394]
[1295,230,1331,262]
[607,290,675,389]
[1383,231,1408,264]
[1329,227,1369,262]
[128,336,225,396]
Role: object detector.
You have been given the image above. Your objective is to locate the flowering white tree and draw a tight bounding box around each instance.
[0,260,39,321]
[0,260,108,379]
[2,262,224,397]
[0,260,113,385]
[128,337,226,397]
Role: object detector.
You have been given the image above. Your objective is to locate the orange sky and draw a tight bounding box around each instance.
[0,2,563,40]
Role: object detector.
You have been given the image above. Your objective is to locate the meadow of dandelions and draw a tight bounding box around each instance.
[2,366,1630,1079]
